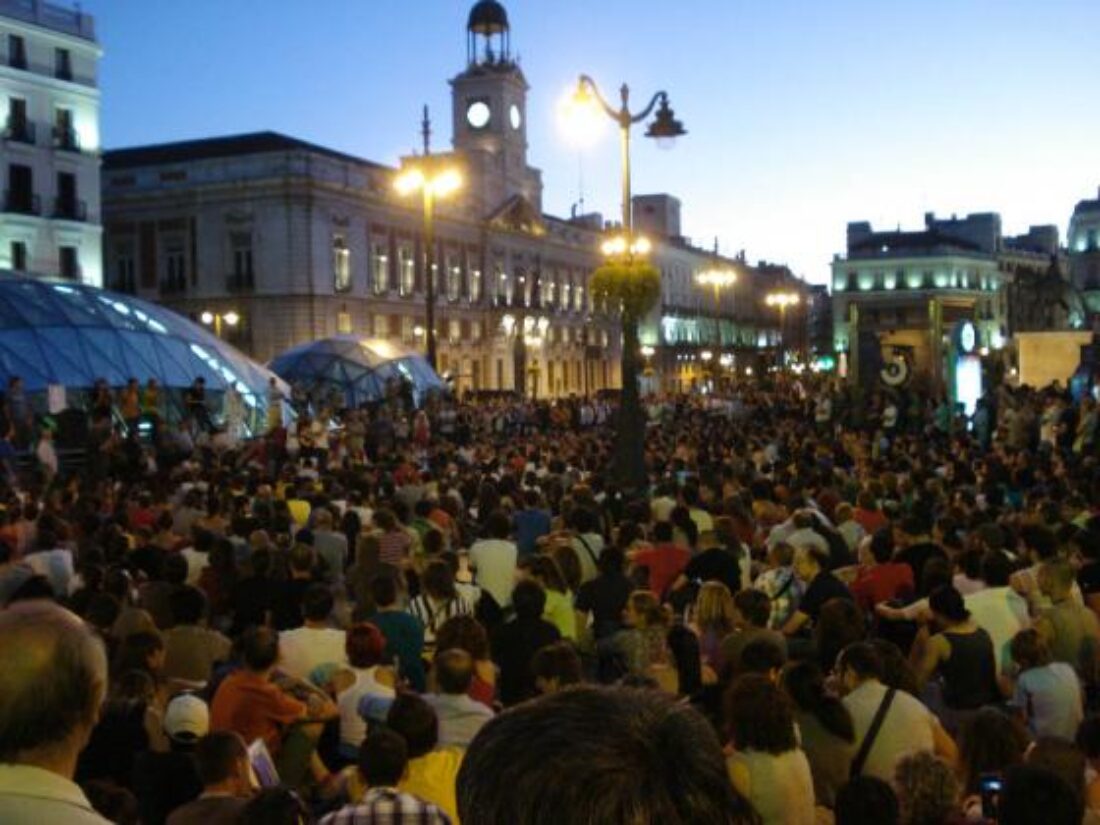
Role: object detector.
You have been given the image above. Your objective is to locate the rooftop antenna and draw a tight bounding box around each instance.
[420,104,431,155]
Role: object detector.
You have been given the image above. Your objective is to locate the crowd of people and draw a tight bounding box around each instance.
[0,371,1099,824]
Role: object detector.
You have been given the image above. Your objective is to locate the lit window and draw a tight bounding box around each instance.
[333,235,351,293]
[337,311,352,334]
[398,243,415,296]
[446,251,462,302]
[372,241,389,294]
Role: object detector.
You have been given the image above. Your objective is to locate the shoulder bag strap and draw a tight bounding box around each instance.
[849,687,897,779]
[770,570,795,601]
[577,534,599,568]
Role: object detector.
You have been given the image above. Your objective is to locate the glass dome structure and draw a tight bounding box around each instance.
[0,274,288,433]
[269,336,446,409]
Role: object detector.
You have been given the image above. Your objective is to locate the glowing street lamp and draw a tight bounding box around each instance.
[393,112,463,371]
[200,309,239,338]
[564,73,685,490]
[696,267,738,350]
[765,291,801,368]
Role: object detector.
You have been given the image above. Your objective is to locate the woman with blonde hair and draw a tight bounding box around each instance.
[690,581,737,673]
[605,590,678,693]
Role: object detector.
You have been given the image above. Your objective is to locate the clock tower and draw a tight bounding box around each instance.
[450,1,543,219]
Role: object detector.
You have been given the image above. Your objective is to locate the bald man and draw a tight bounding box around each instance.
[0,601,110,823]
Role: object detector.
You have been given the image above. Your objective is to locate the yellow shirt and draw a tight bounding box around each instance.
[399,747,463,824]
[543,590,577,640]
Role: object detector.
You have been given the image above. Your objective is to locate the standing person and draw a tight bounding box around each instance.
[184,378,212,433]
[119,378,142,437]
[0,601,111,823]
[142,378,162,438]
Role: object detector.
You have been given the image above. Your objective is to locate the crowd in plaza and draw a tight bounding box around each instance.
[2,370,1100,824]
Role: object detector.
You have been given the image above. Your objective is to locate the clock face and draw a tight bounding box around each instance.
[509,104,522,130]
[466,101,491,130]
[960,322,976,353]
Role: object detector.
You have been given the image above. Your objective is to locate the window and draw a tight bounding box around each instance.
[574,281,585,312]
[398,243,415,296]
[113,244,135,293]
[6,164,34,214]
[163,240,186,292]
[470,320,483,341]
[55,172,79,219]
[562,275,572,310]
[448,319,461,343]
[8,35,26,69]
[54,108,77,151]
[58,245,79,280]
[333,235,351,292]
[469,264,482,303]
[445,251,461,302]
[371,241,389,294]
[55,48,72,80]
[230,232,254,289]
[337,311,352,334]
[6,98,31,143]
[490,259,504,302]
[10,241,27,272]
[1088,229,1098,252]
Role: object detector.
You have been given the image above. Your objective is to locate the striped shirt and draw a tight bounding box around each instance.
[407,595,475,648]
[378,530,413,567]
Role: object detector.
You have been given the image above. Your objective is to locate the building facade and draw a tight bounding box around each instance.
[101,1,810,397]
[1069,187,1100,314]
[831,211,1059,385]
[0,0,101,284]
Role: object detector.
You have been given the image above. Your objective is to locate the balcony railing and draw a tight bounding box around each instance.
[52,198,86,221]
[3,191,40,215]
[225,272,255,293]
[52,125,80,152]
[3,119,34,144]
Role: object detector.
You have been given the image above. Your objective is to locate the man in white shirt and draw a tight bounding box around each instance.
[837,642,957,783]
[468,511,518,609]
[278,584,347,681]
[0,601,111,823]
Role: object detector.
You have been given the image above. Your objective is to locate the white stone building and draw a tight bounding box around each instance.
[0,0,101,284]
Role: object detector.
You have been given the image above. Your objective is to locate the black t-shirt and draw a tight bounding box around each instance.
[491,618,561,707]
[273,577,315,631]
[897,541,948,594]
[798,572,853,623]
[1079,561,1100,596]
[131,749,202,825]
[576,571,632,640]
[230,575,280,635]
[683,548,741,594]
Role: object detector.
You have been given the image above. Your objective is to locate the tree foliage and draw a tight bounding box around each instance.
[590,261,661,321]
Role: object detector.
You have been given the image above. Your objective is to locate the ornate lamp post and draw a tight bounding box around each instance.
[200,309,239,339]
[394,114,463,371]
[567,75,685,491]
[765,291,800,369]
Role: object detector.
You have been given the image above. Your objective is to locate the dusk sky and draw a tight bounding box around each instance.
[95,0,1100,284]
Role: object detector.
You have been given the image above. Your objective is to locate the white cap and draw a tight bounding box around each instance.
[163,693,209,742]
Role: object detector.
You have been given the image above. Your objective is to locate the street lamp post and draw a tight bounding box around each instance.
[200,310,240,339]
[765,291,800,369]
[569,74,685,491]
[695,268,738,381]
[394,112,462,372]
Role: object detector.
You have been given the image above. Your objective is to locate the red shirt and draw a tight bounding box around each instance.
[632,544,691,597]
[854,508,888,535]
[210,669,306,753]
[851,562,914,611]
